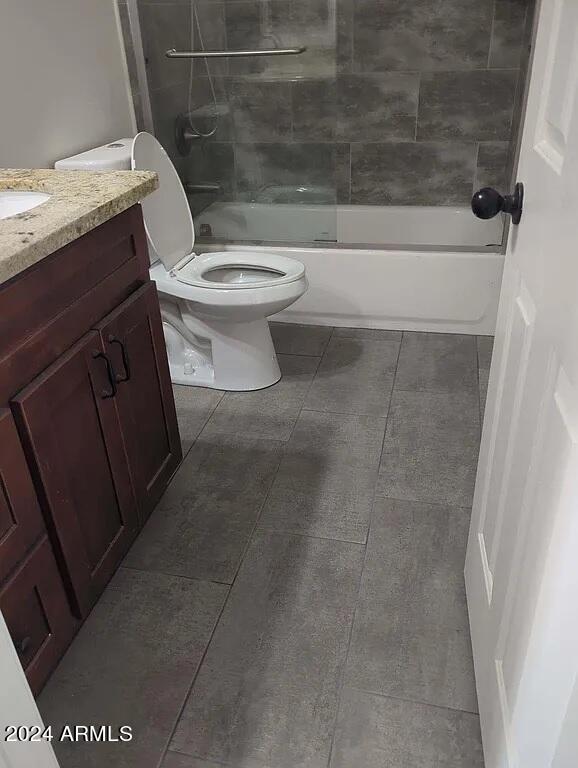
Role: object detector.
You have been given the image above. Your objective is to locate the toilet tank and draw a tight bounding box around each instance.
[55,139,133,171]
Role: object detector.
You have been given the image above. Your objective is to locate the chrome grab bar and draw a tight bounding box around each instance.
[165,46,307,59]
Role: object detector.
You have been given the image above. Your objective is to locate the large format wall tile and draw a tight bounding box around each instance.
[489,0,529,68]
[352,0,493,72]
[331,689,484,768]
[39,568,227,768]
[236,143,339,202]
[136,0,533,209]
[171,531,365,767]
[475,141,510,191]
[345,497,478,712]
[351,142,477,205]
[230,79,292,142]
[292,74,419,143]
[336,74,419,142]
[149,81,190,166]
[418,70,518,141]
[291,79,337,142]
[140,3,192,91]
[376,390,480,506]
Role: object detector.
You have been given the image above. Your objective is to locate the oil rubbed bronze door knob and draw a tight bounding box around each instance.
[472,183,524,225]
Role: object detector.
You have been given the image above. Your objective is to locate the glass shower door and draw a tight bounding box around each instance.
[135,0,340,245]
[122,0,535,251]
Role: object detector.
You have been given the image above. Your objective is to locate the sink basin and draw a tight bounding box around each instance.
[0,190,51,220]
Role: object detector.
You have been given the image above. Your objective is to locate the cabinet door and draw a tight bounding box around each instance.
[11,331,139,617]
[1,537,77,695]
[0,409,46,582]
[96,283,181,523]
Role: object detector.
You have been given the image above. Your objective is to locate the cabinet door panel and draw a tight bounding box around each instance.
[97,282,181,522]
[11,332,139,617]
[0,409,45,582]
[1,537,77,695]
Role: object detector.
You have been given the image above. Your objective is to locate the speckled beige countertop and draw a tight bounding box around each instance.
[0,168,158,286]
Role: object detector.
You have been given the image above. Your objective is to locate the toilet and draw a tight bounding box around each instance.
[55,133,308,391]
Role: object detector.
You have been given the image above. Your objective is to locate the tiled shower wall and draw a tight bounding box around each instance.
[118,0,535,208]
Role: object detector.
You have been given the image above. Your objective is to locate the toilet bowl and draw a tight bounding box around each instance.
[56,134,307,391]
[131,132,307,390]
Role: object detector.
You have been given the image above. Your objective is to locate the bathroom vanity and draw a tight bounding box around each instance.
[0,169,181,694]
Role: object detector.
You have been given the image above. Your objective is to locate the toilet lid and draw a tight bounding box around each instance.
[131,132,194,271]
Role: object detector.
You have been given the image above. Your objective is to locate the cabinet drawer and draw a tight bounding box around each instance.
[0,408,45,582]
[1,537,77,695]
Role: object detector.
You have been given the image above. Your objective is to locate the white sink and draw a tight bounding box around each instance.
[0,190,51,220]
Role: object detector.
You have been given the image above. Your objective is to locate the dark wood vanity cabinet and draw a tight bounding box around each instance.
[0,205,181,693]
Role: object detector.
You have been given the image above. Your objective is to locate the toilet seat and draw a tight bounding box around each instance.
[174,251,305,290]
[131,132,302,287]
[131,132,308,391]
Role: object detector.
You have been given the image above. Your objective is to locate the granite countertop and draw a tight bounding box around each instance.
[0,168,158,286]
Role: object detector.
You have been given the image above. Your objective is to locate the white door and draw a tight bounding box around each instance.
[0,612,60,768]
[465,1,578,766]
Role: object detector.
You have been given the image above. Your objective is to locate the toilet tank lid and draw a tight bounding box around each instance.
[54,139,134,171]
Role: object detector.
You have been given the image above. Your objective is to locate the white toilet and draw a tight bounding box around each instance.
[56,133,308,391]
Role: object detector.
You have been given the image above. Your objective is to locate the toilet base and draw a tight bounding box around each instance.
[161,302,282,391]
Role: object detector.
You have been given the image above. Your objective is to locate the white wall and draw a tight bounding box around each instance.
[0,0,134,169]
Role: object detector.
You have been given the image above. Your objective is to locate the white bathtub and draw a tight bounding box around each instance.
[197,203,505,335]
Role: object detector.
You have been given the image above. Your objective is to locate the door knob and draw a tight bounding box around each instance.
[472,182,524,225]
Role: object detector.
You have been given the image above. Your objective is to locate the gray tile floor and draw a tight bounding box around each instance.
[39,324,493,768]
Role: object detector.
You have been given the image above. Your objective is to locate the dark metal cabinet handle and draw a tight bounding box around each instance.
[92,351,117,399]
[472,182,524,225]
[108,335,131,383]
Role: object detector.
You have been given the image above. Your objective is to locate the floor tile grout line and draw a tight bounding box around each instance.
[157,536,242,768]
[178,390,226,460]
[119,563,234,588]
[300,406,388,421]
[326,335,404,767]
[370,494,474,513]
[155,565,236,768]
[393,385,481,395]
[374,329,405,476]
[325,510,372,768]
[255,525,368,547]
[348,685,480,718]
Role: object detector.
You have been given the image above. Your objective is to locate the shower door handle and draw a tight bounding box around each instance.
[472,183,524,225]
[166,46,307,59]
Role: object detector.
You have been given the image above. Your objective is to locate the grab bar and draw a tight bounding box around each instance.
[165,46,307,59]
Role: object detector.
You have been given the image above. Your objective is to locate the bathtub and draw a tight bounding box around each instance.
[197,203,505,335]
